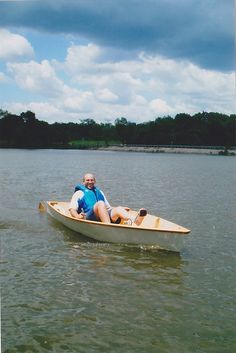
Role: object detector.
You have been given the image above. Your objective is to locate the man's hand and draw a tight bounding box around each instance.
[77,212,86,219]
[69,209,86,219]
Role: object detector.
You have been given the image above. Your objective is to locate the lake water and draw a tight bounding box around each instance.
[1,149,236,353]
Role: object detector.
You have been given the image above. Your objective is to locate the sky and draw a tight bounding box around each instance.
[0,0,235,124]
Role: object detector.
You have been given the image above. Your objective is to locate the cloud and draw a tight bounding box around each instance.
[0,28,34,59]
[7,101,66,124]
[62,87,95,113]
[0,0,233,71]
[7,59,65,97]
[96,88,119,103]
[150,99,173,115]
[5,42,235,123]
[63,44,235,113]
[65,43,102,74]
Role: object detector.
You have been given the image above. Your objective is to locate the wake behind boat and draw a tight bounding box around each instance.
[40,201,190,252]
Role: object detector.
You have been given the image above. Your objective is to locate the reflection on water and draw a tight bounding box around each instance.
[1,149,236,353]
[52,214,184,274]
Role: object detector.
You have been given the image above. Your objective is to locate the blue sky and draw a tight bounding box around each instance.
[0,0,235,123]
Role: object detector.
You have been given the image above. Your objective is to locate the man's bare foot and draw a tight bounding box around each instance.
[134,208,147,226]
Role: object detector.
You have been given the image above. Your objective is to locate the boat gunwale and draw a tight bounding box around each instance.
[47,201,190,235]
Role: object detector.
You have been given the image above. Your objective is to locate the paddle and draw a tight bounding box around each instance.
[38,201,46,212]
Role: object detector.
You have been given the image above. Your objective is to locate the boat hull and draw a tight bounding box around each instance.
[44,201,190,252]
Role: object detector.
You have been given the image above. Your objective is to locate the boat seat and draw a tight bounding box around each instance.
[138,216,160,228]
[55,204,67,215]
[155,217,160,228]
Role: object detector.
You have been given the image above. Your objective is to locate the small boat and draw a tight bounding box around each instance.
[40,201,190,252]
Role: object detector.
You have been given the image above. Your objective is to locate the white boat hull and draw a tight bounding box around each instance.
[45,201,190,252]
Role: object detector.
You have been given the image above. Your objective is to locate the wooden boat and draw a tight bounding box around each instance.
[41,201,190,252]
[42,201,190,252]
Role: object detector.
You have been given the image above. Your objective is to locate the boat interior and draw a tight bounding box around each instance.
[47,201,190,233]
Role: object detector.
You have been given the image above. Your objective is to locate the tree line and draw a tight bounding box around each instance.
[0,109,235,148]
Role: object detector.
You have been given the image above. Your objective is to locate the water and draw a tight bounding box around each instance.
[1,149,236,353]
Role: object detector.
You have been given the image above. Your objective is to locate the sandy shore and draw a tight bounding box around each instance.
[100,145,236,155]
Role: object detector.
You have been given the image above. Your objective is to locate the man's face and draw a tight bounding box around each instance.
[83,174,95,189]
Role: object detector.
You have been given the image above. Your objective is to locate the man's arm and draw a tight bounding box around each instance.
[69,190,85,219]
[101,191,111,209]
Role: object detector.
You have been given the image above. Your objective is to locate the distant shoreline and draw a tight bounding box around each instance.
[0,145,235,155]
[99,145,236,156]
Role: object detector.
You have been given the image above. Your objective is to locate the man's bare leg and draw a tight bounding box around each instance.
[93,201,111,223]
[110,206,130,223]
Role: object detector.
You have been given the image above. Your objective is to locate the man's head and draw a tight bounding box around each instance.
[83,173,96,189]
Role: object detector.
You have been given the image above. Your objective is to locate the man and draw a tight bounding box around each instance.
[69,173,146,224]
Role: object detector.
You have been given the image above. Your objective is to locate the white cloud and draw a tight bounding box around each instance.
[150,99,173,115]
[7,101,68,124]
[7,60,65,97]
[96,88,118,103]
[62,87,95,113]
[64,44,235,119]
[3,42,235,123]
[0,29,34,59]
[65,43,101,74]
